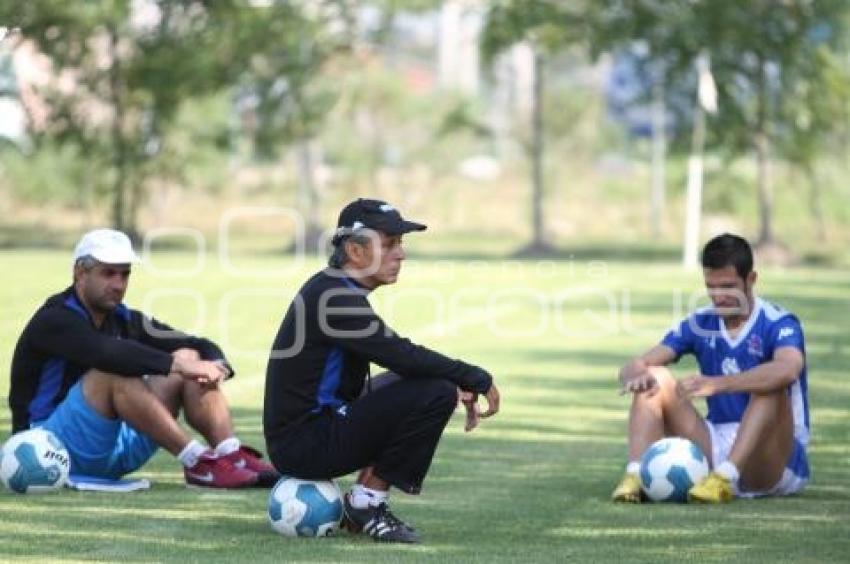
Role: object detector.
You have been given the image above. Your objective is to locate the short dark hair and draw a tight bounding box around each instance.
[701,233,753,278]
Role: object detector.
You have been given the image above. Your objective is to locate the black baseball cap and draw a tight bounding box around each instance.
[333,198,427,243]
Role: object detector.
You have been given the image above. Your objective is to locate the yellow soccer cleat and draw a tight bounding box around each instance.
[611,473,644,503]
[688,471,734,503]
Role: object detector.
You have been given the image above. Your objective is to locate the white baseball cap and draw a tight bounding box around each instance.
[72,228,140,265]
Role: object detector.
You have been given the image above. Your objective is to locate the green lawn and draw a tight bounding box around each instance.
[1,249,848,563]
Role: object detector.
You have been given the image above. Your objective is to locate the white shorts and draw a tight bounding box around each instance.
[706,421,809,498]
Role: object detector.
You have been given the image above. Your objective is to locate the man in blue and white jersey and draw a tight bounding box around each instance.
[612,233,809,503]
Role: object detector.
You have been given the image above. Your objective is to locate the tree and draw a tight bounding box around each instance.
[480,0,585,255]
[695,0,850,247]
[590,0,850,249]
[588,1,701,242]
[233,2,345,253]
[1,0,329,238]
[775,37,850,242]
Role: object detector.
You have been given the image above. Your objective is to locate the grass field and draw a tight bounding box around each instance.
[1,248,848,563]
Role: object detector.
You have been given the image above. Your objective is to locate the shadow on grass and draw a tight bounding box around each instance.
[410,242,683,264]
[514,347,631,369]
[2,393,848,563]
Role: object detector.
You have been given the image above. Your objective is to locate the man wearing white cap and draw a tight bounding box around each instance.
[9,228,277,488]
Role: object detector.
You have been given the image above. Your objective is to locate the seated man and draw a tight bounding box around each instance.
[612,233,810,503]
[9,228,278,488]
[264,198,500,543]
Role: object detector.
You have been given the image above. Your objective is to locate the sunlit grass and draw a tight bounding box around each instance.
[1,250,848,562]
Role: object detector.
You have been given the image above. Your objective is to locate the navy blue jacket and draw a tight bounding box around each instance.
[9,286,230,432]
[264,269,493,444]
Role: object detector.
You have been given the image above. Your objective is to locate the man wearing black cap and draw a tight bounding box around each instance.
[264,198,500,543]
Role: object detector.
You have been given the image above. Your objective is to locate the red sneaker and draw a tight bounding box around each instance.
[184,451,258,489]
[223,445,280,487]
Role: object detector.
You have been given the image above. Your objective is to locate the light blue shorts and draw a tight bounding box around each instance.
[40,380,159,479]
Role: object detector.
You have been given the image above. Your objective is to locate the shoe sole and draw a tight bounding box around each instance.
[374,536,420,544]
[341,512,420,543]
[612,489,647,503]
[688,495,731,503]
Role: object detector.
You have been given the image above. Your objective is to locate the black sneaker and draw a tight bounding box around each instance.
[342,493,420,543]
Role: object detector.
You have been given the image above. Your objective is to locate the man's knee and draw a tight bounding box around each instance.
[391,377,456,410]
[420,379,458,412]
[633,366,678,405]
[82,369,144,419]
[144,372,184,416]
[647,366,676,389]
[82,369,117,391]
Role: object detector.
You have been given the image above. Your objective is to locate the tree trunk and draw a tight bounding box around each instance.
[107,23,128,234]
[804,165,827,243]
[682,101,706,269]
[530,49,545,249]
[514,48,554,257]
[754,58,774,246]
[754,131,773,245]
[683,53,711,270]
[295,139,324,254]
[650,78,666,239]
[127,176,144,243]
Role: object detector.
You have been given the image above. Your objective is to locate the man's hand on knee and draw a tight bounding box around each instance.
[457,383,500,432]
[620,373,659,396]
[619,359,659,396]
[458,389,481,432]
[170,356,228,385]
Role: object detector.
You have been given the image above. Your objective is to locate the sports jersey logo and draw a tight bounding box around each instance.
[747,334,763,358]
[721,357,741,375]
[778,327,795,340]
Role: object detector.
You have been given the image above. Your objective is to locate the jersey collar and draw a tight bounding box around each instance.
[719,296,762,349]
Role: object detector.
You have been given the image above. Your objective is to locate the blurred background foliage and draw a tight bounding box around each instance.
[0,0,848,265]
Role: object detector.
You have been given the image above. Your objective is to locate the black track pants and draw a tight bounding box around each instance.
[268,376,457,494]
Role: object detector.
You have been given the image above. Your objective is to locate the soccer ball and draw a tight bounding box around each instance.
[640,437,710,502]
[0,428,70,494]
[268,476,343,537]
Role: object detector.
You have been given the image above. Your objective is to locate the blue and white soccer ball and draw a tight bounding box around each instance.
[640,437,710,502]
[268,476,343,537]
[0,428,70,494]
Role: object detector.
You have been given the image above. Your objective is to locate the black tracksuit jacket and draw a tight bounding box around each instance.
[263,269,493,445]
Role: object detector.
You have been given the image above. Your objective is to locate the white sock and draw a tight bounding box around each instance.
[626,461,641,475]
[715,461,740,483]
[214,437,241,457]
[177,440,207,468]
[348,484,389,509]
